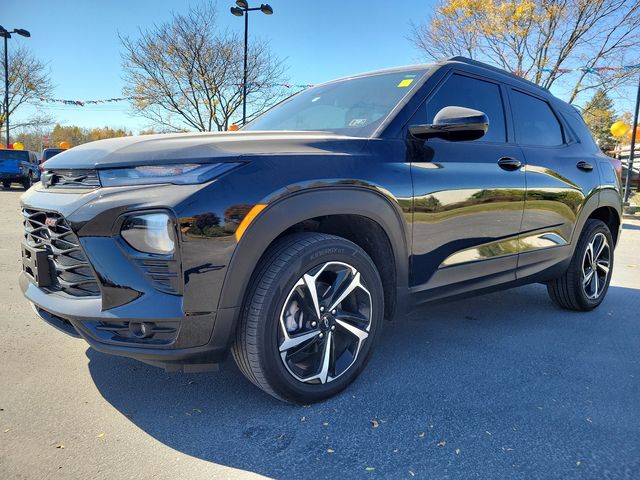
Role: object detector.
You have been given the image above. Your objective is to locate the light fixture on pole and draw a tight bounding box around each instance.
[229,1,273,126]
[0,26,31,147]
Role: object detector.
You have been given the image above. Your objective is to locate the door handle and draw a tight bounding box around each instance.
[497,157,522,171]
[576,161,593,172]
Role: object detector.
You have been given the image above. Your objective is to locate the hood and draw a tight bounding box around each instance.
[43,131,368,170]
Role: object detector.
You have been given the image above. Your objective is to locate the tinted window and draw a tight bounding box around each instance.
[511,90,563,146]
[426,74,506,143]
[560,108,599,151]
[246,69,429,137]
[0,150,29,161]
[43,149,64,161]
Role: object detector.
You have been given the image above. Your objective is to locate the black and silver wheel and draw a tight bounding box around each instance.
[232,232,383,403]
[547,219,614,311]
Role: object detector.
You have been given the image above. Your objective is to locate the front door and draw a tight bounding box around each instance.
[407,71,526,300]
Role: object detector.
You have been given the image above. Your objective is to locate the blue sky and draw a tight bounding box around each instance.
[2,0,636,134]
[2,0,437,132]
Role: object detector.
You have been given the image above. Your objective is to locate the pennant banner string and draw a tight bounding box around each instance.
[34,65,640,107]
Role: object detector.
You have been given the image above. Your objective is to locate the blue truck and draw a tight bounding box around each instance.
[0,149,41,190]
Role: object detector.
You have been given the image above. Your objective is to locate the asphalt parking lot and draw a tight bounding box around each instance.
[0,188,639,479]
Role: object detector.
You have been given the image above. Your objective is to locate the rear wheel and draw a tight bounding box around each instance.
[232,232,384,403]
[547,219,613,311]
[2,181,10,189]
[22,175,32,190]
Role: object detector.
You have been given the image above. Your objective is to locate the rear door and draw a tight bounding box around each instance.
[508,88,601,278]
[407,71,526,299]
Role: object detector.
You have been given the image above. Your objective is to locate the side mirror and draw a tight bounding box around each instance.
[409,106,489,141]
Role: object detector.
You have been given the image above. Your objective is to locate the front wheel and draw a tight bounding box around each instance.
[232,232,384,403]
[547,219,614,311]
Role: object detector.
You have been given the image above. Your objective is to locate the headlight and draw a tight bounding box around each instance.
[121,213,176,255]
[98,162,241,187]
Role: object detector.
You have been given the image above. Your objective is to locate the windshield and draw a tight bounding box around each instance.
[0,150,29,161]
[245,69,429,137]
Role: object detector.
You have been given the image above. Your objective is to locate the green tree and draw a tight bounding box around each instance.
[583,89,616,150]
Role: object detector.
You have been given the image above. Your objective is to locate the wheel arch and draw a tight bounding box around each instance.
[217,187,410,320]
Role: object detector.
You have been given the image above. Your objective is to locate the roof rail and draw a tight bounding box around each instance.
[444,56,549,93]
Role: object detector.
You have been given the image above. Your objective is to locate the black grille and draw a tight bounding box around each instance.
[43,169,100,189]
[22,209,100,297]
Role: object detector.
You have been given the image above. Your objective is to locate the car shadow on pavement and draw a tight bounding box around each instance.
[86,283,640,479]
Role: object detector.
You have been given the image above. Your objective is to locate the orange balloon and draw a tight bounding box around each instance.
[0,143,5,149]
[228,124,240,131]
[59,141,71,149]
[628,126,640,142]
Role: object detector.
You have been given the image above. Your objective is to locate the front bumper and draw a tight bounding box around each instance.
[21,272,238,369]
[19,182,240,370]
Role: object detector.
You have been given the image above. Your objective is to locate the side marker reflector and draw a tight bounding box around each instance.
[235,204,267,241]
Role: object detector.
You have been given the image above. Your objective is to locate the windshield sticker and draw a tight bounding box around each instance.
[348,118,368,127]
[397,78,414,88]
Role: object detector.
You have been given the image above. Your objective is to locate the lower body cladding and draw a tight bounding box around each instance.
[18,184,239,373]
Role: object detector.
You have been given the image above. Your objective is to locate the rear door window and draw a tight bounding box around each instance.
[510,90,564,146]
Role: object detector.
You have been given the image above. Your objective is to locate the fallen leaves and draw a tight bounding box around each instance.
[455,448,461,455]
[371,419,379,428]
[437,440,446,448]
[418,432,425,439]
[56,444,65,449]
[96,432,105,438]
[365,467,375,472]
[327,448,335,454]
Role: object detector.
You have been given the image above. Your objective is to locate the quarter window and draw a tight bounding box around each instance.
[510,90,564,146]
[426,74,507,143]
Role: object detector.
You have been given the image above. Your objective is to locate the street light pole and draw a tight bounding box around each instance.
[0,26,31,147]
[243,11,248,125]
[230,2,273,126]
[3,34,8,147]
[624,72,640,202]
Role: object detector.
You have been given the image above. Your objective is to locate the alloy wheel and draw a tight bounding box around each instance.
[278,261,372,385]
[581,232,610,300]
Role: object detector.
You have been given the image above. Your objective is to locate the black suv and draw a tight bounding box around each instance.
[20,57,622,403]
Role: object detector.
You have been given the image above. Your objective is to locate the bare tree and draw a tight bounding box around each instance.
[410,0,640,103]
[0,45,54,138]
[120,2,288,132]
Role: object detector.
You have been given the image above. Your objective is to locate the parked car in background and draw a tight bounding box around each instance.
[41,148,67,164]
[20,57,622,403]
[1,149,41,189]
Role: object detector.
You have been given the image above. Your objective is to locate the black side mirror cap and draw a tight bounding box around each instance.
[409,106,489,142]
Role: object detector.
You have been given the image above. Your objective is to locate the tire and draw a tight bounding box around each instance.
[2,181,10,189]
[231,232,384,403]
[22,175,32,190]
[547,219,614,311]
